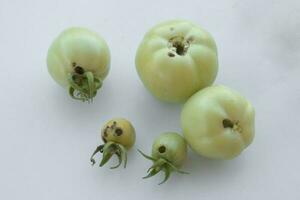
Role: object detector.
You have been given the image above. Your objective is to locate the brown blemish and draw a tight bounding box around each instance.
[102,136,107,143]
[103,129,108,137]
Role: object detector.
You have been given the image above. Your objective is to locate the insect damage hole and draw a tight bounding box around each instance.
[168,52,175,57]
[158,145,166,153]
[173,42,185,55]
[223,119,234,128]
[74,66,84,74]
[115,128,123,136]
[168,36,190,56]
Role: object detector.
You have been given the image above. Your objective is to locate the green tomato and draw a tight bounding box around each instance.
[47,27,110,102]
[90,118,135,169]
[181,85,255,159]
[139,132,188,184]
[135,20,218,102]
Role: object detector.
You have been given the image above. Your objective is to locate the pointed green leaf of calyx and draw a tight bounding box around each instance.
[99,142,117,167]
[143,167,162,179]
[99,142,116,167]
[95,78,102,90]
[110,151,122,169]
[110,144,127,169]
[68,74,87,101]
[92,142,128,169]
[90,145,105,166]
[67,71,102,102]
[164,159,189,174]
[146,158,166,173]
[85,72,94,102]
[139,153,189,184]
[117,144,128,168]
[158,167,171,185]
[137,149,156,161]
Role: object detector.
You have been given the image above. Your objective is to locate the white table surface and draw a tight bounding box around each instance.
[0,0,299,199]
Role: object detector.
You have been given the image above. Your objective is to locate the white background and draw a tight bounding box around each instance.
[0,0,299,199]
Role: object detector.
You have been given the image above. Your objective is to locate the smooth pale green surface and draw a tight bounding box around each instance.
[47,27,110,88]
[151,132,187,167]
[181,85,255,159]
[136,20,218,102]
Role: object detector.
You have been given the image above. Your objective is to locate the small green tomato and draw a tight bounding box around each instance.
[90,118,135,169]
[181,85,255,159]
[139,132,188,184]
[135,19,218,102]
[47,27,110,102]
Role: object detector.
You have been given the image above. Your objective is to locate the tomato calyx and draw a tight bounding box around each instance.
[67,68,102,102]
[90,141,127,169]
[138,149,188,185]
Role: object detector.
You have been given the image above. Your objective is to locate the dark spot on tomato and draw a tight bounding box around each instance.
[223,119,234,128]
[111,121,117,129]
[115,128,123,136]
[158,145,166,153]
[74,66,84,74]
[168,52,175,57]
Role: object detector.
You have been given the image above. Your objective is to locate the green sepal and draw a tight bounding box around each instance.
[138,149,189,185]
[68,71,102,102]
[90,144,104,166]
[90,142,128,169]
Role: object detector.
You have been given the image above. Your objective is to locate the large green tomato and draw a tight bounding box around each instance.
[135,20,218,102]
[47,27,110,102]
[181,85,255,159]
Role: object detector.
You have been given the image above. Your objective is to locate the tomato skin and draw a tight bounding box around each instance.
[136,20,218,102]
[181,85,255,159]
